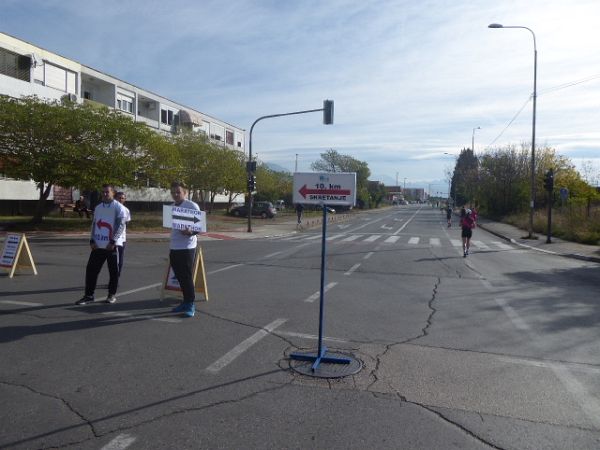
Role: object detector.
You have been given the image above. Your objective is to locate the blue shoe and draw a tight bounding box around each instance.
[183,303,195,317]
[172,302,187,313]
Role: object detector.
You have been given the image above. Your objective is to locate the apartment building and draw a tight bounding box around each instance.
[0,32,245,212]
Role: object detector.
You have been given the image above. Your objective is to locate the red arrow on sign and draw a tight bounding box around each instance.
[96,219,113,239]
[298,184,351,198]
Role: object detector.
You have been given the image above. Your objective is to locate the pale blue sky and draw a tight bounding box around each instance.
[2,0,600,190]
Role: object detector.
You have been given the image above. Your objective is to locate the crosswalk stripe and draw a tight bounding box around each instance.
[450,239,462,247]
[326,234,345,241]
[430,238,441,246]
[491,241,513,250]
[342,235,361,242]
[408,237,420,244]
[472,240,490,250]
[364,234,381,242]
[385,236,401,243]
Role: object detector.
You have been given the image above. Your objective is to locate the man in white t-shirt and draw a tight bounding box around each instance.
[75,184,126,305]
[169,181,201,318]
[115,191,131,276]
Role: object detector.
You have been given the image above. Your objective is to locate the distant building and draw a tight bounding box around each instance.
[0,32,245,213]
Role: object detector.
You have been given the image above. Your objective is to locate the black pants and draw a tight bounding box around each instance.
[169,248,196,303]
[85,248,119,297]
[117,243,125,275]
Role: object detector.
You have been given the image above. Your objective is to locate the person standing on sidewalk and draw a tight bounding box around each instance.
[115,191,131,276]
[446,204,452,227]
[75,184,126,305]
[460,208,476,257]
[169,181,201,318]
[295,203,304,225]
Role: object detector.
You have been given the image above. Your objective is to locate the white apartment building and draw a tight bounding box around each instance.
[0,32,245,212]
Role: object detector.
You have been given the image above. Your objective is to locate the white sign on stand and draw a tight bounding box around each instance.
[162,205,206,232]
[293,172,356,206]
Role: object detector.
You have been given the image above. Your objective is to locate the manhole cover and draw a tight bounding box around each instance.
[289,350,362,378]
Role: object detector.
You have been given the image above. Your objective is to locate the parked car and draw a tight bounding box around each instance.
[229,201,277,218]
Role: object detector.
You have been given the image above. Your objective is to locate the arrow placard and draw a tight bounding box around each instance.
[163,205,206,232]
[293,172,356,206]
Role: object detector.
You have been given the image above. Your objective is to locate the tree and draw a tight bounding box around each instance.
[450,148,479,207]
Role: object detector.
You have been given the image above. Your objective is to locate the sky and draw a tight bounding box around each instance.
[2,0,600,192]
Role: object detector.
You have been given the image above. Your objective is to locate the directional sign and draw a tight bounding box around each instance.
[293,172,356,206]
[163,205,206,232]
[560,187,569,201]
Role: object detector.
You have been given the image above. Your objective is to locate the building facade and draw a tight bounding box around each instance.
[0,32,245,211]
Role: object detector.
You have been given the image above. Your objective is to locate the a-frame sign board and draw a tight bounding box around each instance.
[0,233,38,278]
[160,246,208,302]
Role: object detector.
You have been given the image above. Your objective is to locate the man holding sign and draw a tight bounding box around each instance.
[75,184,126,305]
[168,181,201,318]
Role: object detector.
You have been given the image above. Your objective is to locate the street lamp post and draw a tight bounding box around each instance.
[472,126,480,153]
[489,23,538,239]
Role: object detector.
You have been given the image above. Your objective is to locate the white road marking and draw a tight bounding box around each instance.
[278,331,349,343]
[429,238,441,247]
[205,318,287,373]
[344,263,361,276]
[101,311,181,324]
[381,224,393,230]
[118,283,162,297]
[364,234,381,242]
[450,239,462,247]
[337,224,352,229]
[101,433,137,450]
[208,264,243,274]
[0,300,43,307]
[392,208,422,235]
[364,252,375,260]
[305,234,323,240]
[264,251,284,258]
[326,234,345,241]
[408,237,420,244]
[494,298,530,331]
[304,282,338,302]
[341,235,361,242]
[385,236,401,243]
[472,240,490,250]
[491,241,513,250]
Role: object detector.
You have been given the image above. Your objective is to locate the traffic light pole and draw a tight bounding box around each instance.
[246,101,334,232]
[545,168,554,244]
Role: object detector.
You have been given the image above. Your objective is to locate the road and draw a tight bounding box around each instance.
[1,205,600,449]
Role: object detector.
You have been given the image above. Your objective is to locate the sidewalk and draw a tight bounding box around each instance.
[477,218,600,264]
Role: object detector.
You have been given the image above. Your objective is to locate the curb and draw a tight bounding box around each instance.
[477,223,600,264]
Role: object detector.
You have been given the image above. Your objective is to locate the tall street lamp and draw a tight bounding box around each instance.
[488,23,538,239]
[472,126,480,153]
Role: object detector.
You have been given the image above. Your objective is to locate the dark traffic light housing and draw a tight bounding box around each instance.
[247,175,256,192]
[323,100,334,125]
[543,169,554,192]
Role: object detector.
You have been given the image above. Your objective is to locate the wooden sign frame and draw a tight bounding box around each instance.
[0,233,37,278]
[160,247,208,302]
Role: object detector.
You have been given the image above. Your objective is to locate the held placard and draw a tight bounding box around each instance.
[0,233,37,278]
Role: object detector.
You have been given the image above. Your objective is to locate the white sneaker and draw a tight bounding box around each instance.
[105,295,117,304]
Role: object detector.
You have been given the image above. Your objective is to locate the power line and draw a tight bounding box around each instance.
[487,96,531,147]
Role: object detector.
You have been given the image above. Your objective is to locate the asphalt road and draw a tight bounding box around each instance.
[2,205,600,449]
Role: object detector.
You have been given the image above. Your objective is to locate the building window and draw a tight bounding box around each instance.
[226,130,234,145]
[117,93,134,114]
[0,48,31,82]
[161,109,174,125]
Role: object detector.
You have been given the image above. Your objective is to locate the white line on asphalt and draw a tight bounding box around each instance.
[0,300,44,307]
[392,207,422,235]
[278,331,349,343]
[118,283,162,297]
[101,311,181,324]
[429,238,441,247]
[450,239,462,247]
[551,365,600,428]
[342,235,361,242]
[408,237,420,244]
[101,433,137,450]
[326,234,345,241]
[472,240,490,250]
[208,264,243,274]
[494,298,530,331]
[304,282,338,302]
[385,235,402,243]
[381,224,393,230]
[491,241,513,250]
[344,263,361,276]
[264,251,284,258]
[364,252,375,260]
[364,234,381,242]
[205,318,287,373]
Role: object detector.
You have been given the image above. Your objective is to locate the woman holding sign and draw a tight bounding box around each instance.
[169,181,201,318]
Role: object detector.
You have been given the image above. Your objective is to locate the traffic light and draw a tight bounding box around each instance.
[247,175,256,192]
[323,100,334,125]
[543,169,554,192]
